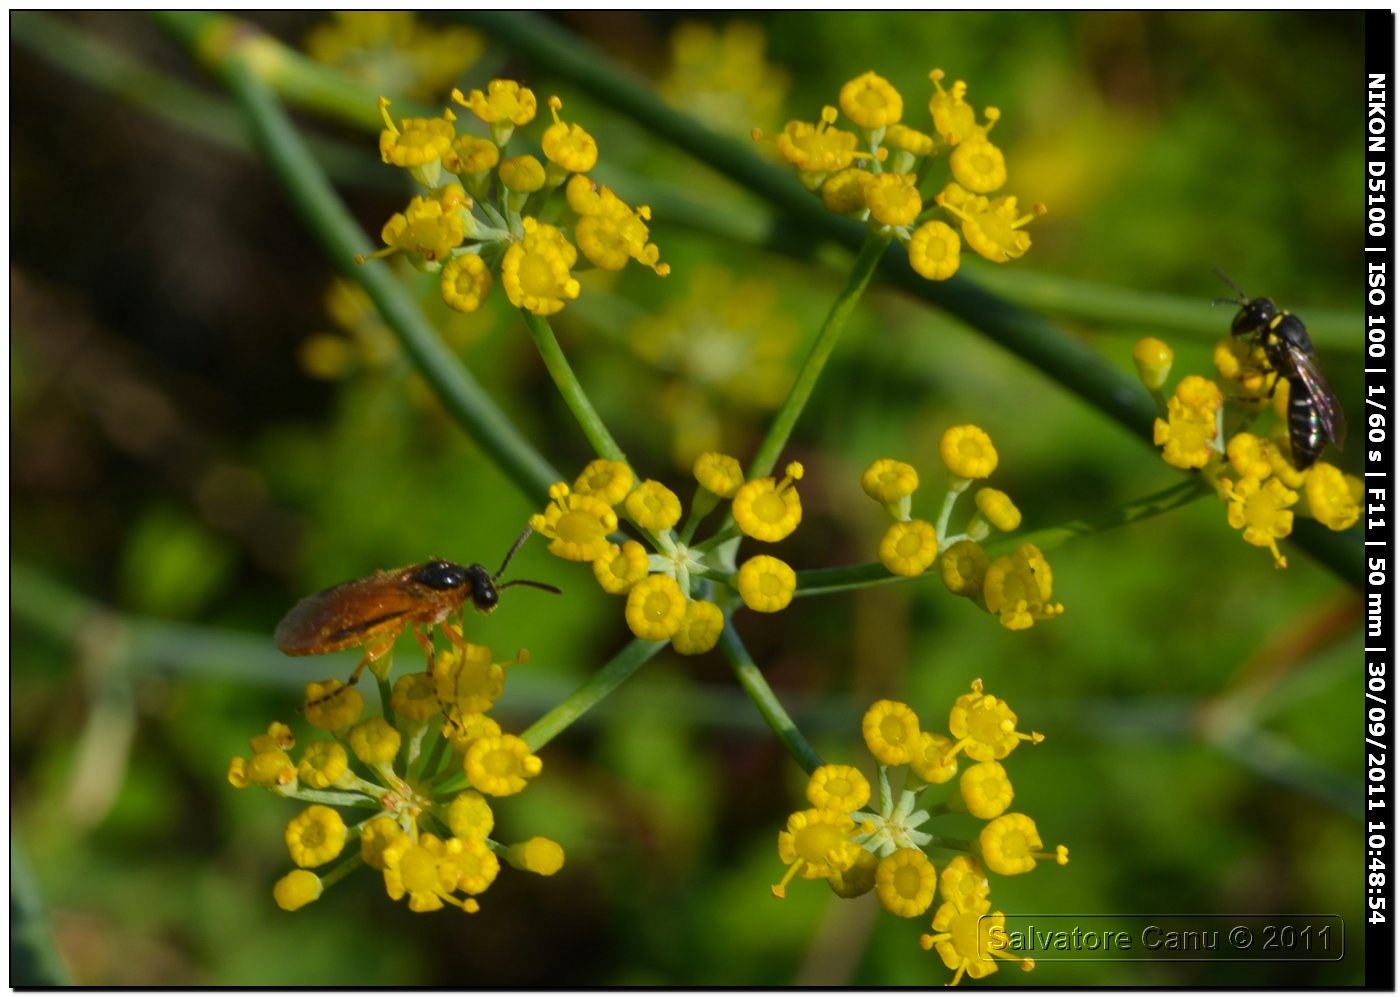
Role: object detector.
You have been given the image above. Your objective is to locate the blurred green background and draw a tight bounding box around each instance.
[11,10,1368,986]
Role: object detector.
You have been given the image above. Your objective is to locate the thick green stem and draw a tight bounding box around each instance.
[520,638,666,751]
[160,12,560,502]
[748,233,889,481]
[718,625,824,773]
[520,310,628,465]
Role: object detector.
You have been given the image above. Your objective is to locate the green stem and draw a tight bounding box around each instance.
[748,233,889,481]
[795,477,1211,597]
[161,12,561,502]
[718,624,824,773]
[520,638,667,751]
[151,11,437,129]
[520,310,628,464]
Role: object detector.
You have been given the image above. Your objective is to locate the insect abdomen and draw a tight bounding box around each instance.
[1287,375,1325,469]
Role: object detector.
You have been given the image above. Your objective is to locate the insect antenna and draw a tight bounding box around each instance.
[493,526,562,595]
[1211,267,1248,305]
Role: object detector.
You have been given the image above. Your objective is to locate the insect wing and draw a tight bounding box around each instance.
[274,568,428,655]
[1288,347,1347,449]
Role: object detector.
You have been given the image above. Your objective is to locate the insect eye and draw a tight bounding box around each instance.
[469,569,499,610]
[413,561,469,590]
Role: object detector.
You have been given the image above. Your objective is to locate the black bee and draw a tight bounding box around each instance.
[1214,270,1346,470]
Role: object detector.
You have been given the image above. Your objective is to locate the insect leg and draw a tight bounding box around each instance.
[304,632,398,708]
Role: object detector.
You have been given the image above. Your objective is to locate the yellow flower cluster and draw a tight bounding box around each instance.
[530,454,808,652]
[1139,336,1360,568]
[772,681,1064,986]
[228,635,561,914]
[759,69,1045,281]
[861,427,1064,631]
[304,11,483,102]
[363,85,668,316]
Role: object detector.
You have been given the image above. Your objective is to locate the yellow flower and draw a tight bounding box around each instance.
[345,716,400,766]
[1132,337,1174,391]
[1304,461,1361,531]
[732,461,804,541]
[273,869,323,911]
[820,167,875,216]
[376,195,466,263]
[939,855,990,912]
[624,574,688,639]
[304,681,364,731]
[839,71,904,129]
[772,107,863,174]
[455,835,502,898]
[1214,335,1272,398]
[360,815,407,871]
[442,711,503,756]
[940,191,1042,264]
[862,699,921,765]
[447,790,495,840]
[879,519,939,577]
[862,458,919,503]
[1154,408,1219,470]
[736,555,797,613]
[974,488,1021,532]
[531,482,618,562]
[945,679,1042,764]
[979,812,1067,876]
[592,540,650,594]
[886,123,935,156]
[1175,374,1225,413]
[960,760,1014,819]
[827,845,879,899]
[541,96,599,174]
[382,833,481,913]
[806,764,871,812]
[982,543,1064,631]
[875,847,937,918]
[572,180,668,275]
[455,80,537,126]
[864,172,923,227]
[920,901,1032,985]
[1221,474,1297,568]
[392,671,440,722]
[229,723,297,788]
[500,218,580,316]
[694,452,745,497]
[297,740,349,790]
[574,458,636,505]
[433,643,507,717]
[464,733,543,797]
[949,138,1007,194]
[1268,429,1311,487]
[909,731,959,784]
[445,134,499,176]
[507,837,566,875]
[927,70,976,145]
[498,154,546,194]
[377,99,455,168]
[907,220,961,280]
[285,805,347,868]
[626,480,683,531]
[1227,432,1274,481]
[772,808,863,898]
[660,21,790,137]
[671,598,724,655]
[939,424,998,479]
